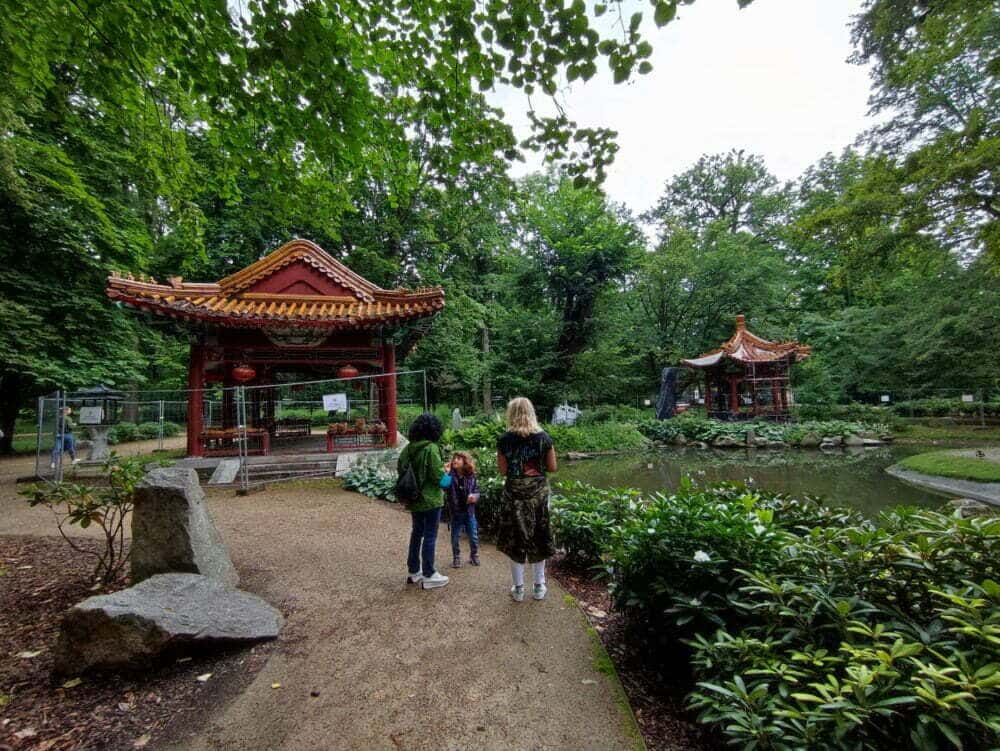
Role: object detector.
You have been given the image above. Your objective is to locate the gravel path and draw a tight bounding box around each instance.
[0,456,643,751]
[167,481,642,751]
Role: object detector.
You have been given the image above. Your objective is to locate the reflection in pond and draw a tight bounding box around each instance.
[557,444,948,517]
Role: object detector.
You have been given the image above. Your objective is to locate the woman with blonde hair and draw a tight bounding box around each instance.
[495,397,557,602]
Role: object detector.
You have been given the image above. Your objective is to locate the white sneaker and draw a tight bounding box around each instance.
[421,572,449,589]
[406,573,423,585]
[511,585,525,602]
[533,583,547,601]
[71,458,80,465]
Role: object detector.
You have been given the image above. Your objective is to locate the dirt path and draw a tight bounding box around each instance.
[166,481,642,751]
[0,457,643,751]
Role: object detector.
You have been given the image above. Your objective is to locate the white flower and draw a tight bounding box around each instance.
[753,524,767,535]
[689,598,701,607]
[693,550,711,563]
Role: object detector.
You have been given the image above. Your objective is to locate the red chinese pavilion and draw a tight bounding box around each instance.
[681,315,810,421]
[107,239,445,456]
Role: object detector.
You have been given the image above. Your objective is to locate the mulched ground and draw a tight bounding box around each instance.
[0,536,273,751]
[550,560,716,751]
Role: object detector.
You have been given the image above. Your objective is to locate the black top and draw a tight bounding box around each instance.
[497,430,554,478]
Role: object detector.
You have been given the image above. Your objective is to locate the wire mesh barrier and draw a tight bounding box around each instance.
[226,370,427,490]
[34,371,427,491]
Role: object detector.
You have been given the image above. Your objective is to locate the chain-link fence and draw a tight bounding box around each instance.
[34,371,428,489]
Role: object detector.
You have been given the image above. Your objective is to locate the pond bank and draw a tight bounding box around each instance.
[886,465,1000,507]
[558,444,948,516]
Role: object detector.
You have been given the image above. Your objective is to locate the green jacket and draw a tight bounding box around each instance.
[397,439,444,512]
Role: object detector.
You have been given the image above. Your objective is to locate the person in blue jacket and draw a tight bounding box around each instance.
[441,451,480,568]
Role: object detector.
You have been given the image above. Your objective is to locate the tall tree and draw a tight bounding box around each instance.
[851,0,999,257]
[511,175,644,401]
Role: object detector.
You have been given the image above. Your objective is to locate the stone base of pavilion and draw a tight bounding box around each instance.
[173,432,406,487]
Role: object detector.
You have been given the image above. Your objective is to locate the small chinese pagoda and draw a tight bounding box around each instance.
[681,315,810,421]
[107,239,444,456]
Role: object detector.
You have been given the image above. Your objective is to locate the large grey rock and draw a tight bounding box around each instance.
[843,433,865,447]
[131,467,238,587]
[799,432,822,448]
[712,435,743,448]
[54,574,282,674]
[947,498,995,518]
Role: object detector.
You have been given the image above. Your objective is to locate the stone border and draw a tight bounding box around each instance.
[886,465,1000,506]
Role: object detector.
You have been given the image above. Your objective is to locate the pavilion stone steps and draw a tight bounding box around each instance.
[242,458,341,483]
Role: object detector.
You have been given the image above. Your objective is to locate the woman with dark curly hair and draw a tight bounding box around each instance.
[398,413,449,589]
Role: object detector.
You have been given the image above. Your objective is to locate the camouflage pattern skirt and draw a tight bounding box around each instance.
[496,476,555,564]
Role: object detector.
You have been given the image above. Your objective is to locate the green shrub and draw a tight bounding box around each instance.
[685,509,1000,750]
[589,479,1000,750]
[893,398,1000,418]
[446,420,648,453]
[577,404,648,425]
[342,460,396,502]
[794,403,897,423]
[550,482,640,568]
[20,456,144,583]
[107,421,140,444]
[638,414,890,446]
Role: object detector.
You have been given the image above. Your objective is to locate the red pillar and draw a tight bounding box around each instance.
[729,376,740,415]
[383,342,398,447]
[187,342,205,457]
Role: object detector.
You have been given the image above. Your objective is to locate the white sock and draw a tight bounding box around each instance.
[510,561,525,587]
[532,560,546,586]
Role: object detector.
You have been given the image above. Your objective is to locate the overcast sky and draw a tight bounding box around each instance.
[492,0,875,215]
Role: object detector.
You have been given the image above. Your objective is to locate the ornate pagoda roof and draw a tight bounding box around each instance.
[107,239,445,329]
[682,315,811,369]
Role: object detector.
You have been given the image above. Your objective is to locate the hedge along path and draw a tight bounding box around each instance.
[164,480,644,751]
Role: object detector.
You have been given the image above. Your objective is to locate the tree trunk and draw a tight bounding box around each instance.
[0,371,22,455]
[482,324,492,414]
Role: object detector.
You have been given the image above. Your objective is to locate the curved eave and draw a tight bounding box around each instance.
[108,289,444,329]
[682,348,810,369]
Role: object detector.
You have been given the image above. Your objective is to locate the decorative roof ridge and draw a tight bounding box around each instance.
[108,276,220,295]
[686,315,810,364]
[218,239,381,301]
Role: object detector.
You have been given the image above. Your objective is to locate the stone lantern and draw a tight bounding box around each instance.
[77,385,124,462]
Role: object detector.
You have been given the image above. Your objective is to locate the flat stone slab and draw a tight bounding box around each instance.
[209,459,242,485]
[55,573,283,675]
[886,465,1000,506]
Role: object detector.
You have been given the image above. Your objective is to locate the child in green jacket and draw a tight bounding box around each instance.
[398,413,449,589]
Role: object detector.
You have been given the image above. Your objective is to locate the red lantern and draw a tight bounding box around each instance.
[337,364,360,382]
[232,364,256,383]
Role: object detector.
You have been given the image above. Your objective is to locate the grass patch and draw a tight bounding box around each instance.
[898,450,1000,483]
[894,421,1000,444]
[585,626,646,751]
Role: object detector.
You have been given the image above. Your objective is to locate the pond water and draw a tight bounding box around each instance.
[557,444,949,517]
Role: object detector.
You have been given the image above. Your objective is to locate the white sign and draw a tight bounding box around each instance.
[78,406,103,425]
[643,399,652,407]
[322,393,348,413]
[880,394,891,403]
[962,393,975,403]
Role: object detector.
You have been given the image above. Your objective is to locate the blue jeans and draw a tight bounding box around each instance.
[51,433,76,463]
[408,507,442,577]
[451,509,480,557]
